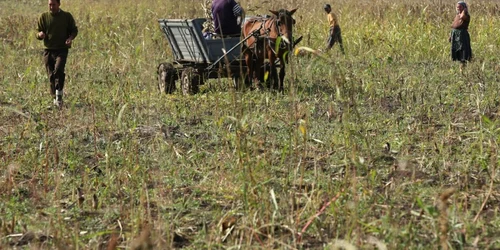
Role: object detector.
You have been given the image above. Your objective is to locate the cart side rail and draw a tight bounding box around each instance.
[204,36,241,63]
[158,18,209,63]
[159,18,244,64]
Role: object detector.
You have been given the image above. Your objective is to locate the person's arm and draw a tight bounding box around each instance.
[36,14,46,40]
[461,13,470,24]
[451,14,462,29]
[66,13,78,45]
[232,1,243,25]
[451,12,469,29]
[459,7,468,21]
[328,14,336,35]
[330,13,338,28]
[232,2,242,17]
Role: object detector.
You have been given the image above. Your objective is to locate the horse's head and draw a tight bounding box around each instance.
[269,8,297,51]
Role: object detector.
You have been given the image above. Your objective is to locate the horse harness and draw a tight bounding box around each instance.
[246,14,292,56]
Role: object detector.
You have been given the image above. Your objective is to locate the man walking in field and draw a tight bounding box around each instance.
[323,4,344,54]
[36,0,78,109]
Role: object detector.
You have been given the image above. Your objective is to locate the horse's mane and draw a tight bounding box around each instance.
[277,9,288,15]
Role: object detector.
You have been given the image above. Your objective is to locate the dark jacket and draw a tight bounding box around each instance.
[36,9,78,49]
[212,0,242,35]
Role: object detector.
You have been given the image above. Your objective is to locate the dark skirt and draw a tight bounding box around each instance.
[450,29,472,62]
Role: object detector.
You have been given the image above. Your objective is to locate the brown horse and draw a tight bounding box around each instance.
[242,8,297,91]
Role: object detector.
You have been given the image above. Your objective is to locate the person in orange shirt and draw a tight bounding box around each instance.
[324,4,344,54]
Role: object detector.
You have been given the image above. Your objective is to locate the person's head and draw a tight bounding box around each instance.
[48,0,61,14]
[456,1,467,14]
[323,4,331,13]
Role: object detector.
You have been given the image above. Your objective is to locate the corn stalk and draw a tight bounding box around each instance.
[201,0,214,33]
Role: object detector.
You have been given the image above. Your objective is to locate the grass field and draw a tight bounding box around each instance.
[1,0,499,249]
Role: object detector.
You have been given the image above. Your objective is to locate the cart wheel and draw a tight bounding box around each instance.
[158,63,177,94]
[181,67,201,95]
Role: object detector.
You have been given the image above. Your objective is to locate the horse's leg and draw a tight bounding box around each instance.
[255,47,264,89]
[278,57,286,93]
[244,50,253,89]
[268,54,279,91]
[247,52,254,88]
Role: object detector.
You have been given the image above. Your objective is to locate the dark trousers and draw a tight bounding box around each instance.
[43,49,68,97]
[327,26,344,53]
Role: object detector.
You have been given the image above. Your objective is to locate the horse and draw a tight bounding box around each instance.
[242,8,297,92]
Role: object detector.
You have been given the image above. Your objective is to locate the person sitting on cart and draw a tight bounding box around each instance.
[212,0,243,37]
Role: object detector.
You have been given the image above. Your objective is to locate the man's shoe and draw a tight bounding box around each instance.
[53,98,63,109]
[55,92,63,109]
